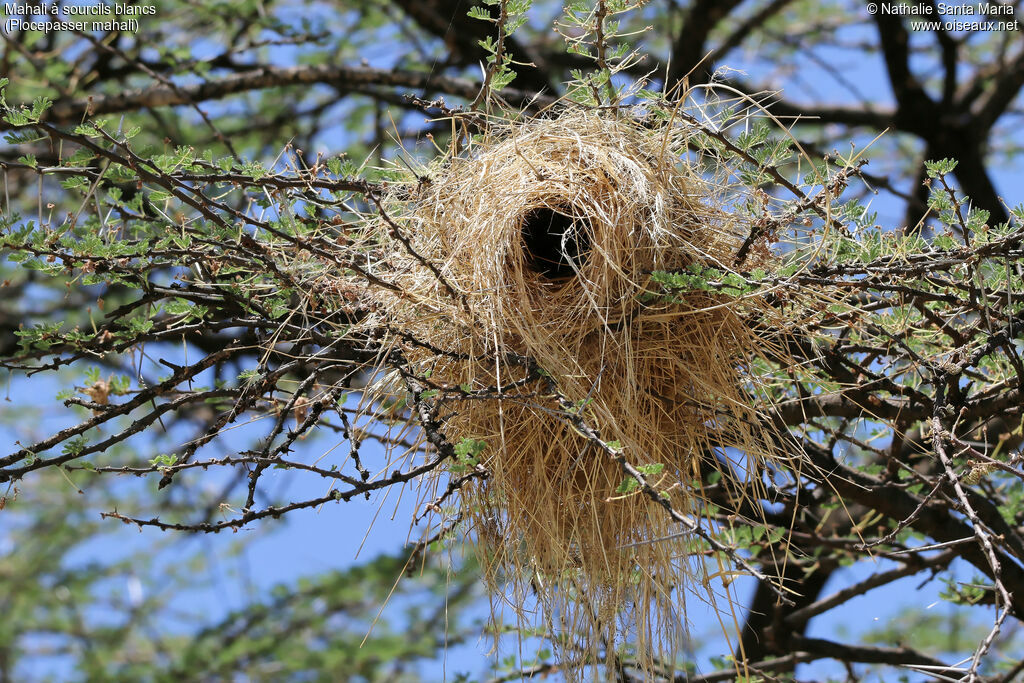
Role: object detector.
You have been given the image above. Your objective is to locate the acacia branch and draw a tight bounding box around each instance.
[6,64,555,133]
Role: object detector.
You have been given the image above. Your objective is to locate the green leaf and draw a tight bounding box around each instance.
[615,477,640,494]
[149,454,179,468]
[454,438,487,460]
[637,462,664,476]
[924,158,958,178]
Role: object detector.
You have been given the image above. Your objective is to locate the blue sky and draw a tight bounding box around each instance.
[3,1,1024,680]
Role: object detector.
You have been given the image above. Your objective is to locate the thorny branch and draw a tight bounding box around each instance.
[4,6,1024,675]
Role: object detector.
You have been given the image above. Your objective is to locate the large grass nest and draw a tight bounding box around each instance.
[365,109,787,675]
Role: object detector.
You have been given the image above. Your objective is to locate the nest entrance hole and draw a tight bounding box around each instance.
[521,207,592,280]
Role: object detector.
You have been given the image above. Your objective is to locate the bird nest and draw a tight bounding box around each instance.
[363,109,786,675]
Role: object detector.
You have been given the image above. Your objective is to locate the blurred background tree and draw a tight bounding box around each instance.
[2,0,1024,680]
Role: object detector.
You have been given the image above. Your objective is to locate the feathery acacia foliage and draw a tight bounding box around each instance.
[2,1,1024,680]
